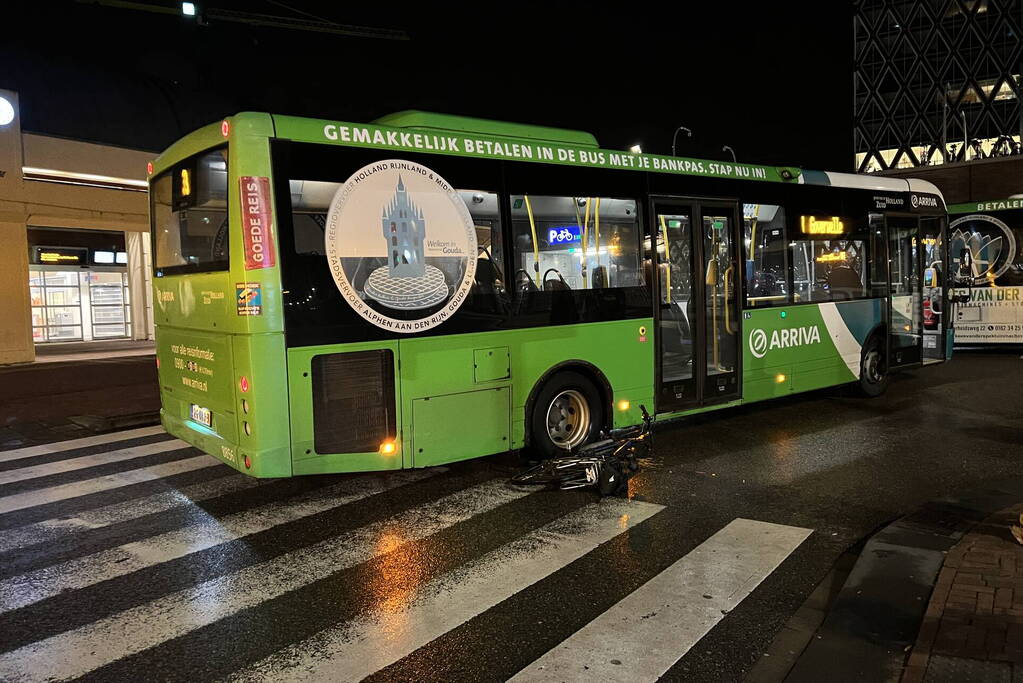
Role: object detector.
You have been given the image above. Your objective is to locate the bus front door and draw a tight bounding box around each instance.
[888,215,924,367]
[652,199,741,412]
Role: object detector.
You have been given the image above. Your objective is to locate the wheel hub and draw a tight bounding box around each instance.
[546,389,590,450]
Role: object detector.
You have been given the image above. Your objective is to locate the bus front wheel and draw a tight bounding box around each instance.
[530,371,604,458]
[858,336,889,397]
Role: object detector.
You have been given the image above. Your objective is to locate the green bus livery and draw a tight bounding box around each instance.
[149,111,955,477]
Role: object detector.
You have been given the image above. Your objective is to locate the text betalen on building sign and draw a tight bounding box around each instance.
[239,176,276,270]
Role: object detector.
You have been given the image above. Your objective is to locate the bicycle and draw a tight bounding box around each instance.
[511,405,652,496]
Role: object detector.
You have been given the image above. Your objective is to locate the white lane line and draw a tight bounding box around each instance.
[0,440,189,486]
[0,469,441,612]
[509,518,813,683]
[0,479,528,683]
[0,456,217,515]
[0,473,258,554]
[231,498,665,683]
[0,426,167,463]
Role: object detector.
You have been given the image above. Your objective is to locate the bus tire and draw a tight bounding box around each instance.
[530,371,604,458]
[858,335,889,397]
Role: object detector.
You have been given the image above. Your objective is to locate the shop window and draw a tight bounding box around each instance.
[510,195,643,294]
[743,204,789,306]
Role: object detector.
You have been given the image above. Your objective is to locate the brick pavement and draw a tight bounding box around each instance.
[903,504,1023,682]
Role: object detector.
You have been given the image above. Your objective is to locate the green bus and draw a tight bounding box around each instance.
[149,111,955,478]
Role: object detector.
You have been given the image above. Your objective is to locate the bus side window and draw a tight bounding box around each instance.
[458,190,508,314]
[509,195,643,294]
[743,204,789,307]
[790,214,871,303]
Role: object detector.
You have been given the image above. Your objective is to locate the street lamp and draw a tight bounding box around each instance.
[671,126,692,157]
[722,145,736,163]
[0,95,14,127]
[629,144,642,154]
[182,2,196,16]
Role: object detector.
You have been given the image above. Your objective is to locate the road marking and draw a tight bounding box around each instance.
[0,439,189,485]
[509,518,813,683]
[0,455,217,515]
[0,426,167,463]
[0,469,441,612]
[0,479,529,683]
[0,472,257,553]
[231,498,665,683]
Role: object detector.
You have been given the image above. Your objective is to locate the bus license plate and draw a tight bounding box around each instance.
[190,404,212,428]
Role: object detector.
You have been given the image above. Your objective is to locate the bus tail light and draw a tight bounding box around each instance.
[221,119,230,137]
[244,454,252,469]
[243,421,252,436]
[239,376,250,393]
[156,357,160,369]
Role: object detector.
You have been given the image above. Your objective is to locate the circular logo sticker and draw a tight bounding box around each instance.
[325,160,477,333]
[749,328,768,359]
[949,214,1017,286]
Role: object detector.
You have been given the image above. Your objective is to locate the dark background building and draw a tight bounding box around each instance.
[853,0,1022,175]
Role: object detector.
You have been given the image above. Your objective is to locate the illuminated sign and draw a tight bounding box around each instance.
[31,246,87,266]
[547,225,582,246]
[180,169,192,197]
[800,215,847,235]
[816,252,848,263]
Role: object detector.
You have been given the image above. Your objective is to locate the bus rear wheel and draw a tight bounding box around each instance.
[530,371,604,458]
[858,336,889,397]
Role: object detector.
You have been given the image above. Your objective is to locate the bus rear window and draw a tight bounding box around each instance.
[152,148,229,275]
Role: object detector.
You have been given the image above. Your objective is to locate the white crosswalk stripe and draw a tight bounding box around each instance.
[509,518,813,682]
[0,439,189,486]
[230,498,665,683]
[0,479,530,682]
[0,468,440,612]
[0,473,258,553]
[0,455,216,514]
[0,426,167,463]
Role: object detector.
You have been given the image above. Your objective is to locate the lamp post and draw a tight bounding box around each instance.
[722,145,736,163]
[671,126,692,157]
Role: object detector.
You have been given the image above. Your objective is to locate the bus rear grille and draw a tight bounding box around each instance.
[311,350,396,454]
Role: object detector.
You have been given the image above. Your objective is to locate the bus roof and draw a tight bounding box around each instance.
[372,110,600,149]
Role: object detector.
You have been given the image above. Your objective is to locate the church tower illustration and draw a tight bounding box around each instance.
[381,176,426,278]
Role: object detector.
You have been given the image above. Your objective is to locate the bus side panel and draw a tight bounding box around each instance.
[398,318,654,466]
[286,341,403,474]
[742,300,881,401]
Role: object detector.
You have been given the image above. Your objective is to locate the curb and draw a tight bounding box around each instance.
[784,476,1023,683]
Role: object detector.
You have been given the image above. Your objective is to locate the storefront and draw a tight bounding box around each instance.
[27,229,133,342]
[0,88,155,363]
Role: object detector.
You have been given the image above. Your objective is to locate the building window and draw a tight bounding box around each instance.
[29,270,131,343]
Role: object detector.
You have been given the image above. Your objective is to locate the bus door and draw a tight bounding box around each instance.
[887,215,923,367]
[651,199,741,412]
[920,216,947,362]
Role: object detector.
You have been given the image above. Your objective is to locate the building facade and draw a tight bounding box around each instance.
[854,0,1022,173]
[0,89,155,364]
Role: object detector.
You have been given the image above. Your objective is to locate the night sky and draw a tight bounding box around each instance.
[3,1,854,171]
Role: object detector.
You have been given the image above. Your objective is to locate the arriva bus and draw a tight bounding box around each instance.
[946,197,1023,345]
[149,111,957,477]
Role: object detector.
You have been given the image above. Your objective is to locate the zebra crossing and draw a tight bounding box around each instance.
[0,427,813,682]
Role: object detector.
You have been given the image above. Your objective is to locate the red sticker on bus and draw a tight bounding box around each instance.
[239,176,276,270]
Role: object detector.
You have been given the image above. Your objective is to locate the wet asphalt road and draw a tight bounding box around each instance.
[0,351,1020,682]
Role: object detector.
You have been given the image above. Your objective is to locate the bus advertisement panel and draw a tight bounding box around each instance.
[948,199,1023,344]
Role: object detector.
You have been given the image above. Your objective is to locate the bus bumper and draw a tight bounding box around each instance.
[161,409,292,478]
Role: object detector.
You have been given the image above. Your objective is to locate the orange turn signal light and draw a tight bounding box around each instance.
[379,441,397,455]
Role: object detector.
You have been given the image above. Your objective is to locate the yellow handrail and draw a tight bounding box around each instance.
[723,265,735,335]
[523,195,540,287]
[658,215,671,303]
[581,197,591,289]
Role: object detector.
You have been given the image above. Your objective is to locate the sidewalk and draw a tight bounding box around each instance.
[0,342,159,447]
[903,504,1023,682]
